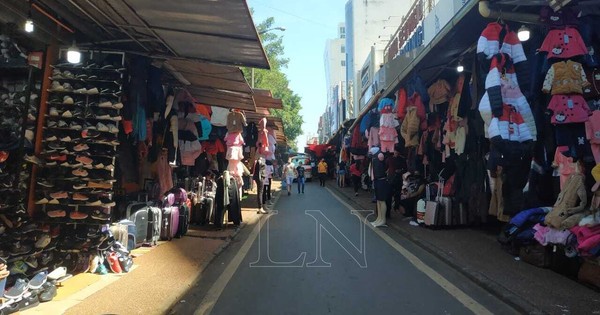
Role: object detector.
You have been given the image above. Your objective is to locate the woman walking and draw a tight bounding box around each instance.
[318,158,328,187]
[349,160,362,196]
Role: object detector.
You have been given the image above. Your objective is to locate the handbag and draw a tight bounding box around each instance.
[519,244,551,268]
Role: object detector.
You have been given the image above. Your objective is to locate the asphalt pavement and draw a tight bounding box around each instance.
[170,181,518,315]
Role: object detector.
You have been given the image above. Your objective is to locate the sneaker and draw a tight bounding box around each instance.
[51,69,62,79]
[98,99,112,108]
[39,283,57,302]
[107,253,122,273]
[61,110,73,118]
[62,96,74,105]
[62,83,73,92]
[37,179,54,188]
[72,193,88,201]
[73,144,89,152]
[10,242,32,256]
[47,154,66,162]
[4,278,29,299]
[49,191,68,199]
[62,71,74,79]
[25,256,38,269]
[69,211,88,220]
[73,183,87,190]
[59,135,72,142]
[49,81,63,92]
[24,154,43,165]
[35,198,50,205]
[90,210,110,220]
[75,155,93,165]
[86,87,99,95]
[46,209,66,218]
[81,129,100,139]
[47,267,67,281]
[47,199,60,205]
[107,124,119,133]
[69,122,82,130]
[104,164,115,171]
[72,168,88,177]
[57,120,68,128]
[87,181,112,189]
[48,142,66,150]
[35,234,51,249]
[49,107,59,116]
[96,122,109,132]
[73,86,87,94]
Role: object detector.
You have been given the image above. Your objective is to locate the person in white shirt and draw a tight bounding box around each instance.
[284,159,297,196]
[263,160,274,204]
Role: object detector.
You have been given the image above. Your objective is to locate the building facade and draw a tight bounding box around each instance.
[323,23,347,140]
[344,0,412,118]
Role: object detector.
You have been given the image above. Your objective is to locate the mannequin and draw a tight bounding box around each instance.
[371,152,390,227]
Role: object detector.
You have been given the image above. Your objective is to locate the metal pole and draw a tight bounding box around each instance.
[251,68,255,88]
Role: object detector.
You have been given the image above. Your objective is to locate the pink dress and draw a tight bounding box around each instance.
[552,146,581,189]
[540,27,588,59]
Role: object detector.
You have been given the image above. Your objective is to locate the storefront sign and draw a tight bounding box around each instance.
[27,52,43,69]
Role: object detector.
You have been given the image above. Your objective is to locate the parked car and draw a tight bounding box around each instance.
[290,154,313,181]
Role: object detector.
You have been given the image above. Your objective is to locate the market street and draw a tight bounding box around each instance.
[171,181,518,315]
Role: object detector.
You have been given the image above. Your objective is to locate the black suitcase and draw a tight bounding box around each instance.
[176,204,190,238]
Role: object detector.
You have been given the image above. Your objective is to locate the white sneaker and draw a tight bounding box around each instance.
[50,81,63,92]
[96,122,109,132]
[62,96,74,105]
[107,124,119,134]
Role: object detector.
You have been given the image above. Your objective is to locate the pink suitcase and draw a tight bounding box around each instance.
[161,206,179,241]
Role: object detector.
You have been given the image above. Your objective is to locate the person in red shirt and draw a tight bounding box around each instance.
[349,160,362,196]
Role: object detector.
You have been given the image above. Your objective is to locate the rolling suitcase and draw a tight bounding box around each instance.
[146,206,162,246]
[126,202,149,247]
[176,204,190,238]
[161,206,180,241]
[118,219,137,251]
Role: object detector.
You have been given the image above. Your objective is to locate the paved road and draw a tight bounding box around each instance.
[171,181,518,315]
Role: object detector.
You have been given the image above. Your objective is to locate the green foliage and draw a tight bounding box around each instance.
[242,17,304,147]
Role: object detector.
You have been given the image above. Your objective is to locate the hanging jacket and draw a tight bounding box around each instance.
[488,104,533,143]
[427,79,452,106]
[401,107,420,147]
[477,23,530,97]
[543,60,590,95]
[396,88,408,120]
[226,111,247,133]
[244,122,258,147]
[586,110,600,144]
[407,92,427,130]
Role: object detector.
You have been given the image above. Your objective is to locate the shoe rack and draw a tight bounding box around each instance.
[0,35,42,217]
[32,51,124,242]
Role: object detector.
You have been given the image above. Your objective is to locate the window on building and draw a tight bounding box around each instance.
[341,46,345,53]
[341,60,346,67]
[340,27,345,39]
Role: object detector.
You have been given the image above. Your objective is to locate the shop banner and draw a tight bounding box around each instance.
[27,52,43,69]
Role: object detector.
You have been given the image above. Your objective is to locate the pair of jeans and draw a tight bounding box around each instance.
[352,175,361,193]
[319,173,326,186]
[255,179,263,209]
[262,178,272,201]
[297,176,305,193]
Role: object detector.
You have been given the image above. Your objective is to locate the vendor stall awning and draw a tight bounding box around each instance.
[164,59,257,112]
[0,0,270,69]
[252,89,283,109]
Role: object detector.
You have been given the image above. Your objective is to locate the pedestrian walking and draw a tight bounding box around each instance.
[349,160,362,196]
[263,160,274,205]
[337,160,347,188]
[296,162,306,194]
[284,159,296,196]
[253,157,268,214]
[318,158,328,187]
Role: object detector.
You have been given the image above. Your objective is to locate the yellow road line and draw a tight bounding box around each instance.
[326,187,493,315]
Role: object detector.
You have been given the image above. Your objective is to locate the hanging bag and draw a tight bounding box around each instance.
[437,176,453,225]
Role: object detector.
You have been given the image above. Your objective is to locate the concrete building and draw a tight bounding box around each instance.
[345,0,411,118]
[323,23,347,139]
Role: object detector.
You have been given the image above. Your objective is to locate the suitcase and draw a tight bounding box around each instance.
[520,244,551,268]
[161,206,180,241]
[176,204,190,238]
[146,206,162,246]
[424,182,445,227]
[118,219,137,251]
[457,202,468,225]
[578,258,600,289]
[438,196,452,226]
[126,203,150,248]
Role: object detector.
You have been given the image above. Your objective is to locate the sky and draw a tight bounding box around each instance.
[247,0,347,151]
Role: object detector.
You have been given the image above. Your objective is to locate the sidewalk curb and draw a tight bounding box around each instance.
[327,183,546,315]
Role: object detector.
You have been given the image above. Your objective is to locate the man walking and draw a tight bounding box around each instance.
[296,162,306,194]
[318,158,328,187]
[284,159,296,196]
